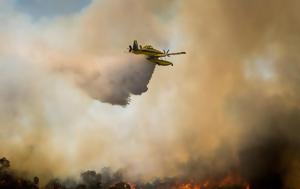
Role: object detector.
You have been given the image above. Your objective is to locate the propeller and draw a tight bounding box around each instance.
[163,49,170,56]
[164,49,170,57]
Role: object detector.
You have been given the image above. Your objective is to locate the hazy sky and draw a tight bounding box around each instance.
[14,0,92,18]
[1,1,300,188]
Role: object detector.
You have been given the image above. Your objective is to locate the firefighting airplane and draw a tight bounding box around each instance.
[128,40,186,66]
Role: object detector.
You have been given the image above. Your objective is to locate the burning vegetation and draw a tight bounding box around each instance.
[0,157,253,189]
[1,1,300,189]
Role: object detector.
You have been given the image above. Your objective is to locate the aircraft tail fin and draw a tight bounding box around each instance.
[133,40,139,51]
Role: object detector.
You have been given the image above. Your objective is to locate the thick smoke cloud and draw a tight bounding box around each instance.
[233,89,300,189]
[176,0,300,188]
[0,0,173,182]
[1,0,300,189]
[1,1,160,106]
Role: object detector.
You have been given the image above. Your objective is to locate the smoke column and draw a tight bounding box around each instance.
[0,0,300,188]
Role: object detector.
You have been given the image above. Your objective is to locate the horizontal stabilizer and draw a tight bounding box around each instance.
[167,52,186,56]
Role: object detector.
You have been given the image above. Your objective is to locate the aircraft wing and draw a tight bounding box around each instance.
[153,51,186,58]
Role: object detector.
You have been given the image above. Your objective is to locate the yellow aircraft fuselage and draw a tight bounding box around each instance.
[128,40,185,66]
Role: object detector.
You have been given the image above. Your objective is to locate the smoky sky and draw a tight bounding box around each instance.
[14,0,92,18]
[1,1,300,189]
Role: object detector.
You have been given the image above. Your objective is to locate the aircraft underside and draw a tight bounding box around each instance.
[147,57,173,66]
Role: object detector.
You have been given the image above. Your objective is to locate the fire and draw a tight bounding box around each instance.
[1,157,252,189]
[178,183,201,189]
[168,174,250,189]
[128,182,137,189]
